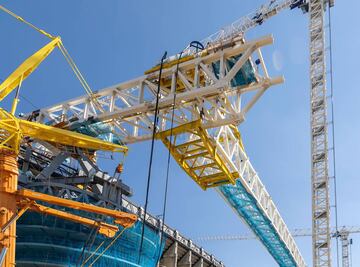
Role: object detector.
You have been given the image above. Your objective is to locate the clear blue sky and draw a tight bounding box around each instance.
[0,0,359,266]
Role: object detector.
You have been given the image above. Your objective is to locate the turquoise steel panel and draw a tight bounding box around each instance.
[219,180,297,267]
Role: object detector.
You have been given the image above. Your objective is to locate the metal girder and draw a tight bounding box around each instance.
[309,0,331,266]
[28,35,308,266]
[30,35,282,145]
[157,120,237,189]
[340,232,350,267]
[16,189,137,228]
[214,125,305,267]
[26,202,119,238]
[161,119,305,266]
[195,226,360,241]
[181,0,300,56]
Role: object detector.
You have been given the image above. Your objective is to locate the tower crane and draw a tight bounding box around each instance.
[196,226,357,267]
[25,5,310,267]
[5,0,335,266]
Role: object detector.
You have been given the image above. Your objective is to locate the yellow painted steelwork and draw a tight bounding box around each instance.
[0,150,19,267]
[17,189,137,228]
[0,37,61,102]
[157,120,239,190]
[26,202,120,237]
[19,119,127,153]
[144,50,208,75]
[0,108,127,154]
[0,9,133,264]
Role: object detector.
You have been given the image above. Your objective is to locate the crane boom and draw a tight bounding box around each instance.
[29,32,306,266]
[195,226,360,241]
[182,0,305,57]
[24,0,336,266]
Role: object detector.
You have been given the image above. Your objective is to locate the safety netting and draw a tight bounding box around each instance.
[16,211,165,267]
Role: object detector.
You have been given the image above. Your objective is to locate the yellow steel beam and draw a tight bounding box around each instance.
[18,119,128,153]
[161,136,206,189]
[182,151,209,160]
[28,202,119,237]
[16,189,137,228]
[0,108,128,154]
[199,171,239,184]
[175,139,203,150]
[196,126,236,185]
[156,120,201,139]
[158,120,240,189]
[0,37,61,102]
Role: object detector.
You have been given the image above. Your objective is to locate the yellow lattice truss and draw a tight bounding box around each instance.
[157,120,239,190]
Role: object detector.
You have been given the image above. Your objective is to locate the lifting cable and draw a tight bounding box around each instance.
[76,225,98,267]
[155,50,184,264]
[80,226,129,267]
[0,5,103,111]
[327,3,340,267]
[137,51,167,264]
[0,5,54,39]
[0,4,126,152]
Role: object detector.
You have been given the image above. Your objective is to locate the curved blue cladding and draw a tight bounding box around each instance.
[219,180,297,267]
[16,212,164,267]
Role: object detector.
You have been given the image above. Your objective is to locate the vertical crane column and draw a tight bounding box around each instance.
[0,150,18,267]
[309,0,331,266]
[340,232,350,267]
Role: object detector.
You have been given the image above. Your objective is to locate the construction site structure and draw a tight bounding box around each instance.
[196,226,357,267]
[0,0,337,266]
[31,31,309,266]
[0,19,138,266]
[15,145,224,267]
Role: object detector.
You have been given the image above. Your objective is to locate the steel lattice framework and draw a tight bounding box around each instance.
[309,1,331,266]
[22,0,337,266]
[28,35,306,266]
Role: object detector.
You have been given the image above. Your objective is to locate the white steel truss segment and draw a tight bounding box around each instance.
[182,0,298,56]
[31,36,282,145]
[195,226,360,242]
[213,125,306,267]
[27,35,308,265]
[340,232,350,267]
[157,121,306,266]
[309,0,331,266]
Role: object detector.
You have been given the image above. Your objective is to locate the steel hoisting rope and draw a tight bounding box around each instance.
[137,51,167,264]
[57,43,103,110]
[155,50,184,264]
[0,5,55,39]
[327,3,340,267]
[0,4,103,111]
[76,226,98,267]
[80,226,129,267]
[87,226,129,267]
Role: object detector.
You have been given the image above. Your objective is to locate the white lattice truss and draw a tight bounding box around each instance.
[30,35,307,266]
[309,1,331,266]
[34,35,280,144]
[213,126,306,267]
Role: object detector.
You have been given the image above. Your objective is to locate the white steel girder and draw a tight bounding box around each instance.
[27,35,307,266]
[30,35,282,144]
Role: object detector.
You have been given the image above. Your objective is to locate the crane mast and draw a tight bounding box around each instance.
[309,0,333,266]
[188,0,335,265]
[196,226,357,267]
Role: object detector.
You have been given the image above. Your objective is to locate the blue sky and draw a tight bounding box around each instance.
[0,0,359,266]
